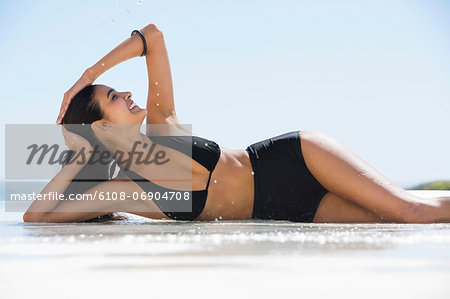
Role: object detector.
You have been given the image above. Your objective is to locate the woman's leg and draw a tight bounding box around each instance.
[300,130,450,223]
[313,192,390,223]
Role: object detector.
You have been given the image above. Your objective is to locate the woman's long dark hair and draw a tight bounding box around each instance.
[61,84,126,222]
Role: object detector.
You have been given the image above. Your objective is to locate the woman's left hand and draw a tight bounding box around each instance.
[56,68,96,124]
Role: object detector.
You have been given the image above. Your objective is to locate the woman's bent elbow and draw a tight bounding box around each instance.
[142,23,163,40]
[23,212,43,223]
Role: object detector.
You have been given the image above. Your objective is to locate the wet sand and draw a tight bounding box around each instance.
[1,190,449,298]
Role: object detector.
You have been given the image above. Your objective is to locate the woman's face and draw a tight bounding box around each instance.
[94,85,147,124]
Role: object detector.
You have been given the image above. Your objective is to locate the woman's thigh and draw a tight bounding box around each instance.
[313,192,388,223]
[299,130,420,222]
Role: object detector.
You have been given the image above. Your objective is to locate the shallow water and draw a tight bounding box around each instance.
[1,191,450,298]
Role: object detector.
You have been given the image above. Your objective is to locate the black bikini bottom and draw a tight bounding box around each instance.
[246,130,329,222]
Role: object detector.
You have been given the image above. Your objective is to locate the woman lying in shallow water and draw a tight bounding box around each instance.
[23,23,450,223]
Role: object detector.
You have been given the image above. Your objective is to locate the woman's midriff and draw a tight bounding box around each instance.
[196,147,255,221]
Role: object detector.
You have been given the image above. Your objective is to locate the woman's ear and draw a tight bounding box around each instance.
[91,120,112,133]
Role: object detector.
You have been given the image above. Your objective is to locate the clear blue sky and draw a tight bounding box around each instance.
[0,0,449,188]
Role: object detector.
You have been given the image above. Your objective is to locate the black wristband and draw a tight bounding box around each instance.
[131,30,147,57]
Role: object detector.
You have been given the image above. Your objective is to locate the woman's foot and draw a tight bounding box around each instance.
[415,196,450,223]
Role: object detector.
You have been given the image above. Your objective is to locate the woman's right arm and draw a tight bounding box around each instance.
[23,127,94,222]
[56,24,163,124]
[23,128,170,222]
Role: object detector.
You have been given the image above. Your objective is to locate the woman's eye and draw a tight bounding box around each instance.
[112,95,117,101]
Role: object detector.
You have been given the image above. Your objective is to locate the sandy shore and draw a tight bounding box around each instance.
[1,190,450,298]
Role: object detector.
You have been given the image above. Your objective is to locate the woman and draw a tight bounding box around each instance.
[23,23,449,223]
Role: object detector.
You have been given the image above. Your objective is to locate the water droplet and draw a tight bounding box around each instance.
[110,17,115,24]
[205,143,208,146]
[155,81,158,85]
[156,103,159,106]
[214,218,218,221]
[194,141,197,145]
[101,63,105,66]
[231,201,235,204]
[219,216,222,220]
[213,179,217,183]
[251,171,254,175]
[156,93,159,96]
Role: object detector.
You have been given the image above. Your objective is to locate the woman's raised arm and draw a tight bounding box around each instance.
[142,25,178,123]
[56,23,164,124]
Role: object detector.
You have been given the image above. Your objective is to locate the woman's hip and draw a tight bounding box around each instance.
[245,130,329,222]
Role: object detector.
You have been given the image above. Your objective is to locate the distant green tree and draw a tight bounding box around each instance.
[411,181,450,190]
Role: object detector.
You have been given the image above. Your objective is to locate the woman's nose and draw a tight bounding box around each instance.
[125,92,132,99]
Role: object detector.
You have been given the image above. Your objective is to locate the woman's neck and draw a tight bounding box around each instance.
[103,130,152,170]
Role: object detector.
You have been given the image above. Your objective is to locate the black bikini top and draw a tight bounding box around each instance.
[122,135,221,221]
